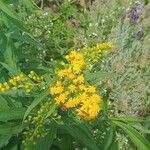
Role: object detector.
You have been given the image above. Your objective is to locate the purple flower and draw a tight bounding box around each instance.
[130,6,142,24]
[136,27,144,40]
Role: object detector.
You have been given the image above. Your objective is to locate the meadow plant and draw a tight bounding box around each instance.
[21,43,113,149]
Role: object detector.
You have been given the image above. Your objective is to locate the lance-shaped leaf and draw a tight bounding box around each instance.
[64,122,99,150]
[23,88,49,120]
[113,121,150,150]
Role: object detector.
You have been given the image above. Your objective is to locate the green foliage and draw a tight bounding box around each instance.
[0,107,26,122]
[25,122,57,150]
[113,121,150,150]
[21,2,82,70]
[102,125,117,150]
[63,121,99,150]
[0,1,21,20]
[23,88,49,120]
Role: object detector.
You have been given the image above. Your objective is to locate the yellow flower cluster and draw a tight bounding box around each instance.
[0,74,32,93]
[83,42,114,69]
[0,71,44,94]
[23,100,51,148]
[50,51,101,120]
[28,71,44,82]
[57,50,85,80]
[23,100,61,149]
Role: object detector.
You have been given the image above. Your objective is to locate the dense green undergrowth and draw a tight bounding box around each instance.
[0,0,150,150]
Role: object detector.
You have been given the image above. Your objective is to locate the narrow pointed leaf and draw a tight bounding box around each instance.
[64,123,99,150]
[23,88,49,120]
[0,1,20,20]
[103,126,115,150]
[113,121,150,150]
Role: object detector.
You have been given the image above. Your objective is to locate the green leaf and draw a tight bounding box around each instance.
[0,1,20,21]
[64,122,99,150]
[112,116,144,123]
[101,99,108,116]
[19,0,38,12]
[0,95,9,110]
[108,140,119,150]
[11,145,18,150]
[2,39,20,74]
[131,123,150,134]
[113,121,150,150]
[46,103,56,118]
[0,134,20,150]
[0,62,17,75]
[0,107,26,122]
[85,71,115,82]
[0,4,35,38]
[31,122,57,150]
[0,135,11,148]
[54,134,74,150]
[23,88,49,120]
[79,13,89,28]
[0,122,24,135]
[0,31,7,54]
[6,29,34,44]
[1,14,24,32]
[103,126,115,150]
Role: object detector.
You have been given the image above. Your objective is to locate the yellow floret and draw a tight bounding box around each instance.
[55,91,69,105]
[68,84,76,92]
[56,81,62,86]
[50,85,63,95]
[30,71,35,75]
[0,88,5,92]
[87,86,96,93]
[79,84,86,91]
[57,70,66,78]
[90,94,101,103]
[65,97,80,108]
[76,75,84,84]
